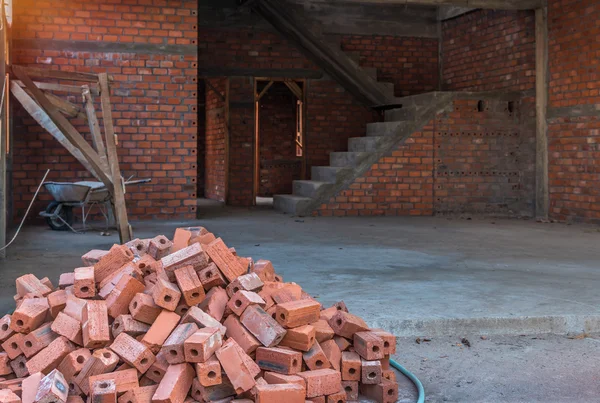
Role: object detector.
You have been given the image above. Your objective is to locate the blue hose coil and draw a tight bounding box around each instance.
[390,359,425,403]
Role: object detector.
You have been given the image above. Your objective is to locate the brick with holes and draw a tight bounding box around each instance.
[370,329,397,355]
[73,349,119,395]
[298,369,341,398]
[360,378,398,403]
[125,239,150,257]
[173,266,205,306]
[106,274,145,319]
[128,293,161,325]
[27,336,75,375]
[147,236,172,260]
[117,385,158,403]
[162,244,209,281]
[326,390,346,403]
[47,290,68,319]
[2,333,23,359]
[341,351,361,381]
[333,336,352,352]
[251,260,276,282]
[88,368,139,395]
[197,263,226,290]
[194,355,221,387]
[91,379,116,403]
[22,372,44,403]
[191,375,235,402]
[361,359,382,385]
[180,306,226,336]
[161,323,198,365]
[225,273,263,297]
[227,290,265,316]
[278,324,315,352]
[353,331,385,361]
[320,339,342,371]
[328,311,369,340]
[109,333,156,373]
[73,267,95,299]
[240,305,287,348]
[223,315,260,354]
[0,315,14,342]
[93,244,135,285]
[135,255,158,277]
[341,380,358,401]
[57,348,91,382]
[276,299,320,328]
[16,274,52,298]
[21,322,58,357]
[34,369,69,403]
[204,238,247,282]
[215,339,256,394]
[98,264,144,300]
[183,327,222,363]
[256,347,302,375]
[146,350,168,383]
[152,363,194,403]
[303,340,331,371]
[52,312,82,345]
[198,287,228,322]
[0,353,11,376]
[152,278,181,311]
[82,300,110,349]
[11,298,49,334]
[10,354,28,377]
[111,315,150,339]
[141,310,180,354]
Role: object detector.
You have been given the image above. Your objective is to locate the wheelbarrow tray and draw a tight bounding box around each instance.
[43,181,101,203]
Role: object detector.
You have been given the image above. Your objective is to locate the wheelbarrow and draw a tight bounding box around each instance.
[39,178,151,232]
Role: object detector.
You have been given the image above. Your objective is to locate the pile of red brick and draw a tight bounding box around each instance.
[0,227,399,403]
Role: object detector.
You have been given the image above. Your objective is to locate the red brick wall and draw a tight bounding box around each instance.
[315,96,535,217]
[205,78,227,202]
[340,35,439,97]
[12,0,198,221]
[441,9,536,92]
[547,0,600,223]
[258,86,301,197]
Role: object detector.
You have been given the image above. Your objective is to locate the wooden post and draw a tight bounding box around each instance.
[0,59,6,258]
[82,87,108,170]
[535,7,549,220]
[98,73,132,243]
[224,78,230,204]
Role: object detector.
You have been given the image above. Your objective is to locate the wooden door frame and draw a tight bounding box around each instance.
[253,77,306,204]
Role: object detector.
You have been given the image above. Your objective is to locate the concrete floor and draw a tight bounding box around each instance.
[2,205,600,401]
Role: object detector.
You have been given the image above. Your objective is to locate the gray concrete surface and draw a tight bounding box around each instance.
[1,205,600,338]
[394,333,600,402]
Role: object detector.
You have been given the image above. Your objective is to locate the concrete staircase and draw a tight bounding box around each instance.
[274,92,455,215]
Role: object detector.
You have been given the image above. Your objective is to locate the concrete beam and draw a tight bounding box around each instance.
[295,0,543,10]
[13,39,197,56]
[438,6,474,20]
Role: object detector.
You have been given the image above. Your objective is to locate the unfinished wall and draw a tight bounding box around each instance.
[258,85,301,197]
[547,0,600,223]
[12,0,198,221]
[340,35,439,97]
[316,96,535,217]
[205,78,227,202]
[441,9,536,92]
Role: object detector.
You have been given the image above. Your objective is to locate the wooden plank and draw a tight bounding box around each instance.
[10,81,103,181]
[14,80,99,95]
[284,80,303,100]
[535,7,549,220]
[14,66,109,83]
[12,66,113,190]
[82,86,108,170]
[42,91,82,118]
[98,73,132,243]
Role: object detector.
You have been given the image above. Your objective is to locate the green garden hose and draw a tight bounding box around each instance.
[390,359,425,403]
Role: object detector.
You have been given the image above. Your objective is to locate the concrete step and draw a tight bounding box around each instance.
[385,106,417,122]
[330,151,370,167]
[348,136,384,152]
[273,194,313,215]
[366,121,404,137]
[311,166,348,183]
[292,180,334,198]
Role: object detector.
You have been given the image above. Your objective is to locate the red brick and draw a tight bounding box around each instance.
[129,293,162,325]
[152,363,194,403]
[26,336,75,375]
[183,327,222,363]
[204,238,246,282]
[276,299,320,328]
[147,236,173,260]
[73,266,95,299]
[254,383,305,403]
[341,351,361,381]
[328,311,368,339]
[141,310,181,354]
[21,322,59,357]
[298,369,341,398]
[161,323,198,365]
[223,315,260,354]
[240,305,287,348]
[256,347,302,375]
[109,333,156,373]
[194,356,221,387]
[173,266,205,306]
[215,339,256,394]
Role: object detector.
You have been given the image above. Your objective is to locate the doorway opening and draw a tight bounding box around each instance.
[254,79,306,206]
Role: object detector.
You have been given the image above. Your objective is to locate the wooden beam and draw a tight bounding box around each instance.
[13,66,110,83]
[256,80,274,101]
[535,7,549,220]
[98,73,132,243]
[290,0,543,10]
[283,80,303,100]
[12,66,113,190]
[14,80,99,96]
[10,82,104,181]
[82,86,108,171]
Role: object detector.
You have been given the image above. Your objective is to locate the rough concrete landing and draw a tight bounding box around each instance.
[1,206,600,338]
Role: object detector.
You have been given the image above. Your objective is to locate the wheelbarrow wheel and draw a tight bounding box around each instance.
[45,201,74,231]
